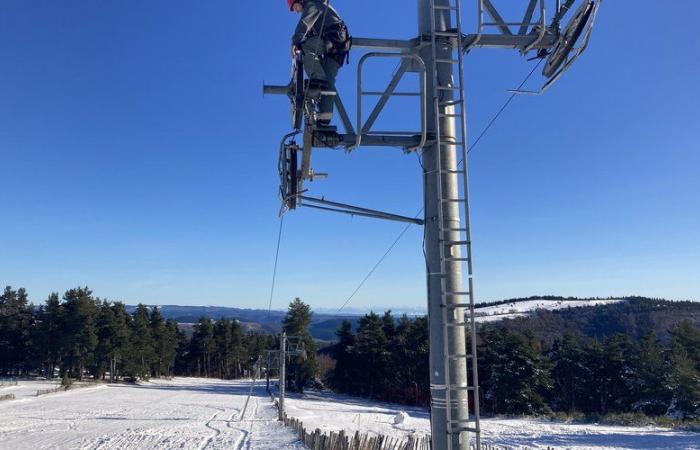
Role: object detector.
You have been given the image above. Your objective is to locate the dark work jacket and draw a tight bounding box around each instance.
[291,0,344,46]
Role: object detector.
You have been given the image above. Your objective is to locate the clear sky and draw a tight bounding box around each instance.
[1,1,698,311]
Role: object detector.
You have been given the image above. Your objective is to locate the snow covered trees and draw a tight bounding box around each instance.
[479,327,551,415]
[326,309,700,420]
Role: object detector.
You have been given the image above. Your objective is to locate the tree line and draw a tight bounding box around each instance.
[328,310,700,420]
[0,286,272,381]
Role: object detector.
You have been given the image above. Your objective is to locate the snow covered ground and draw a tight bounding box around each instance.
[473,299,624,323]
[0,378,303,450]
[284,390,700,450]
[1,377,697,449]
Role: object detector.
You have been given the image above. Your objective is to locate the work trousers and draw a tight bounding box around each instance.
[301,36,340,122]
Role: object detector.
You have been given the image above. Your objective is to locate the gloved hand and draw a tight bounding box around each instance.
[291,44,300,58]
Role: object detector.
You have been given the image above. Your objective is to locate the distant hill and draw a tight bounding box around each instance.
[486,296,700,344]
[128,296,699,342]
[125,304,361,341]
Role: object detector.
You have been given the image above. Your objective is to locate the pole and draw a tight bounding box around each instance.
[266,352,271,392]
[418,1,470,449]
[279,331,286,421]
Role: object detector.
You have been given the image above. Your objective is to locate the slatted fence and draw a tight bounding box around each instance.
[283,415,431,450]
[279,407,556,450]
[0,378,18,387]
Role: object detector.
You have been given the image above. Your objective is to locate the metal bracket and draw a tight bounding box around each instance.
[300,196,424,225]
[354,52,427,151]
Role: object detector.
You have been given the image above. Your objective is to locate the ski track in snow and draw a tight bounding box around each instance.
[1,377,698,449]
[0,378,304,450]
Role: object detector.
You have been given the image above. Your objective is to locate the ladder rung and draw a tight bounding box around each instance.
[444,240,469,246]
[437,86,460,91]
[362,91,421,97]
[433,5,458,11]
[444,227,467,231]
[434,31,460,37]
[435,59,459,64]
[445,257,470,262]
[447,353,474,359]
[441,141,466,147]
[441,302,471,308]
[440,198,465,203]
[445,291,469,296]
[439,113,462,118]
[439,99,464,107]
[445,384,476,390]
[439,169,465,174]
[448,426,479,434]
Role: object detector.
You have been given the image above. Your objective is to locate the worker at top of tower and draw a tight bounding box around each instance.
[288,0,350,128]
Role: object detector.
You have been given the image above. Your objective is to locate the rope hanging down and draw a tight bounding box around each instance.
[267,215,285,319]
[336,60,543,312]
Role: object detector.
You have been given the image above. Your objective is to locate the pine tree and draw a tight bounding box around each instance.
[161,320,179,378]
[108,302,132,381]
[59,287,99,380]
[127,304,155,379]
[94,300,117,380]
[330,320,356,393]
[190,317,215,377]
[632,331,671,415]
[0,286,34,375]
[670,320,700,370]
[667,344,700,419]
[149,307,167,378]
[282,298,317,392]
[214,318,234,379]
[479,327,551,415]
[353,312,389,399]
[600,334,637,412]
[667,321,700,418]
[549,333,586,412]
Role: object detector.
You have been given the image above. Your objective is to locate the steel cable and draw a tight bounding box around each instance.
[336,60,544,312]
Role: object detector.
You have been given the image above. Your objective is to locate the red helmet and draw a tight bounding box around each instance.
[287,0,300,11]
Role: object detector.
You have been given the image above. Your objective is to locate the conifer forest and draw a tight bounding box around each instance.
[2,286,699,421]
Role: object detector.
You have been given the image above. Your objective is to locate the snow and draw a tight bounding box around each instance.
[284,390,700,450]
[2,377,697,449]
[474,299,624,323]
[0,378,303,450]
[394,411,409,425]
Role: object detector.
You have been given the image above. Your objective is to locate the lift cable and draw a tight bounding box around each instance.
[336,215,418,313]
[467,58,544,156]
[266,215,285,319]
[336,60,543,312]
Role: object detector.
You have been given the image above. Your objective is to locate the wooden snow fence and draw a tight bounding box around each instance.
[36,386,66,396]
[283,415,431,450]
[36,381,101,396]
[0,378,18,387]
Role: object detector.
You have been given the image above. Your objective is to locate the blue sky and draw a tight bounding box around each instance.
[1,1,698,311]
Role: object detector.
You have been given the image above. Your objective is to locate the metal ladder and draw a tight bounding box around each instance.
[428,0,481,449]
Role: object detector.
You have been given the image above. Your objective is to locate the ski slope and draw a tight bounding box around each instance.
[474,298,624,323]
[284,390,700,450]
[1,377,697,450]
[0,378,303,450]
